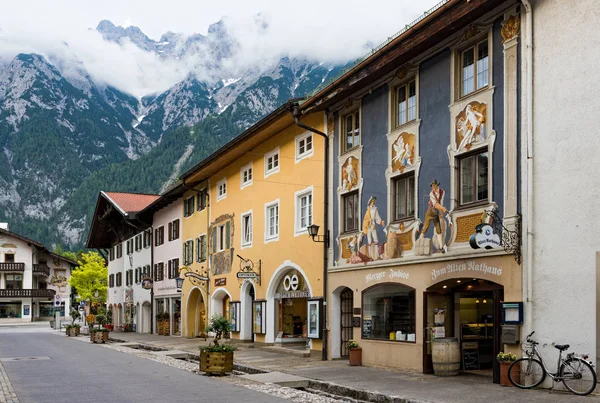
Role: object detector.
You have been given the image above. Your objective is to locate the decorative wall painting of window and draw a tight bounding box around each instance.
[455,101,487,151]
[391,132,415,173]
[341,156,359,191]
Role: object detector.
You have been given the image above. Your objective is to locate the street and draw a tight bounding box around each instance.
[0,324,285,403]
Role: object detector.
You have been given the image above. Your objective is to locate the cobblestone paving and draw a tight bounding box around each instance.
[65,334,345,402]
[0,359,19,403]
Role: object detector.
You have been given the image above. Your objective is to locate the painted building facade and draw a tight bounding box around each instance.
[0,225,76,322]
[180,108,326,352]
[297,0,524,382]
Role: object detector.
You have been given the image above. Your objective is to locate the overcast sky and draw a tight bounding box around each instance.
[0,0,440,97]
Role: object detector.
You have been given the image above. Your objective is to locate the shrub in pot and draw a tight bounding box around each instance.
[199,315,236,375]
[497,352,517,387]
[90,328,110,343]
[65,324,81,337]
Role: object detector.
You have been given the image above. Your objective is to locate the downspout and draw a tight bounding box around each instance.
[150,227,155,335]
[290,105,329,361]
[521,0,534,334]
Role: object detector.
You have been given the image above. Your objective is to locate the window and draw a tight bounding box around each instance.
[168,219,180,241]
[116,272,122,287]
[461,39,489,97]
[217,178,227,201]
[135,234,142,251]
[184,196,195,217]
[154,263,164,282]
[143,231,151,248]
[342,191,359,233]
[142,265,151,278]
[241,212,252,247]
[197,190,208,211]
[109,274,114,288]
[342,110,360,153]
[126,269,133,286]
[459,151,489,206]
[5,274,22,290]
[211,222,231,254]
[196,235,207,262]
[4,254,14,263]
[217,225,226,252]
[168,258,180,279]
[126,239,133,255]
[116,244,122,258]
[264,148,280,177]
[155,226,165,246]
[109,247,115,261]
[392,174,415,221]
[396,79,417,127]
[296,132,313,161]
[295,189,313,234]
[241,164,253,188]
[183,240,194,265]
[362,283,415,341]
[265,201,279,241]
[135,267,140,284]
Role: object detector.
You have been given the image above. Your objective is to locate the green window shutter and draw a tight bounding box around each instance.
[225,221,231,249]
[190,240,194,265]
[183,243,187,265]
[183,199,188,217]
[202,236,207,261]
[212,227,217,253]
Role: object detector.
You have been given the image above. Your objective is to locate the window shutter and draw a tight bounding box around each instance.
[175,220,180,239]
[189,240,194,265]
[196,238,200,262]
[202,236,207,261]
[212,227,217,253]
[225,221,231,249]
[168,222,172,241]
[184,199,188,217]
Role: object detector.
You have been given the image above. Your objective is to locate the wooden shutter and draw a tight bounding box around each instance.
[189,240,194,264]
[168,222,173,241]
[174,220,180,239]
[225,221,231,249]
[212,227,217,253]
[202,236,207,261]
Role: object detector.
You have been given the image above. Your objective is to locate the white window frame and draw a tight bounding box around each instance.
[264,199,280,243]
[217,178,227,201]
[264,147,280,178]
[240,162,253,189]
[294,186,314,236]
[217,224,226,252]
[295,132,314,162]
[241,209,253,249]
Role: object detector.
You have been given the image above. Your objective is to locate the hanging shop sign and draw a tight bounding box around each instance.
[274,270,310,299]
[469,224,501,249]
[236,255,261,286]
[469,209,522,263]
[141,277,153,290]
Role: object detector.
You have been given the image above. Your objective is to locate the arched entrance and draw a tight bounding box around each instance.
[186,287,205,338]
[117,303,123,328]
[329,286,354,359]
[141,301,151,333]
[240,281,255,341]
[211,288,232,318]
[424,278,504,383]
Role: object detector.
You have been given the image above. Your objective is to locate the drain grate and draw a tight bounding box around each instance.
[1,356,51,362]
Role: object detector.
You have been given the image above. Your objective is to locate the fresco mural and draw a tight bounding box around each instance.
[391,132,415,172]
[455,101,487,151]
[341,156,359,191]
[210,214,235,275]
[418,179,452,254]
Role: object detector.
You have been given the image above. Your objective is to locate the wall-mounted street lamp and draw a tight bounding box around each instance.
[307,224,329,248]
[175,277,184,292]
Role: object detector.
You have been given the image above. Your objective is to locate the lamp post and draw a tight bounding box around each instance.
[307,224,329,247]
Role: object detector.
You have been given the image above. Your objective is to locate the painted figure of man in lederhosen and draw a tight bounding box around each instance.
[419,179,448,253]
[362,196,385,260]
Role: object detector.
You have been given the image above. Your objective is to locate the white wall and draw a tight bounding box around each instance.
[153,200,182,298]
[108,246,124,306]
[528,0,600,362]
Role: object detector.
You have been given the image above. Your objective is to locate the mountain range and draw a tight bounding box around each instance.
[0,19,346,249]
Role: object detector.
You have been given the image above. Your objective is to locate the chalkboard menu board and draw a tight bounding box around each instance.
[462,347,480,370]
[362,319,373,337]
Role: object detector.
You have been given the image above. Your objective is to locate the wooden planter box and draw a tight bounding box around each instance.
[199,351,233,375]
[66,327,80,337]
[349,348,362,366]
[500,362,517,386]
[91,331,109,344]
[157,321,165,335]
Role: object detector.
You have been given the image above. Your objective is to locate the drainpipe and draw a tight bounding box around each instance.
[150,227,155,335]
[521,0,534,335]
[290,105,329,361]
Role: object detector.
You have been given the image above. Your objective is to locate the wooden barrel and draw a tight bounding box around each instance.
[432,337,460,376]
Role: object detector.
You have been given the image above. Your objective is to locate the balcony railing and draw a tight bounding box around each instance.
[0,289,56,298]
[0,263,25,272]
[32,264,50,276]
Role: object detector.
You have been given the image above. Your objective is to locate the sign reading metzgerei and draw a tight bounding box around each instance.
[236,271,258,279]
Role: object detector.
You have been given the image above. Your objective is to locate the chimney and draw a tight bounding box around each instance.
[0,223,8,231]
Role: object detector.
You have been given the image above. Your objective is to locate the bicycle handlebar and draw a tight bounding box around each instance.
[527,330,535,338]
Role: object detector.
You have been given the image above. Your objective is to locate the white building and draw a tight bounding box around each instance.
[522,0,600,366]
[0,225,76,322]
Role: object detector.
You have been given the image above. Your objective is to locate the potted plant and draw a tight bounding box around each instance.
[199,315,236,375]
[162,312,170,335]
[348,340,362,366]
[90,327,110,343]
[65,310,81,336]
[497,351,517,386]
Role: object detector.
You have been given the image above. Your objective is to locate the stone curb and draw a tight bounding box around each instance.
[307,379,434,403]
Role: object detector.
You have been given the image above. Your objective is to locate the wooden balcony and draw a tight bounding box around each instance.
[0,263,25,272]
[32,264,50,276]
[0,289,56,298]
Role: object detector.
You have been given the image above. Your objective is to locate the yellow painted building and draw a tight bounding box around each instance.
[180,105,326,353]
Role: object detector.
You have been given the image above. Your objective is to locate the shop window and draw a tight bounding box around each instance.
[0,302,22,318]
[392,173,415,222]
[342,110,360,153]
[362,283,415,341]
[5,274,22,290]
[458,150,488,206]
[342,191,359,233]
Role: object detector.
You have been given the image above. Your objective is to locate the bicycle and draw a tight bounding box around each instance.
[508,331,597,395]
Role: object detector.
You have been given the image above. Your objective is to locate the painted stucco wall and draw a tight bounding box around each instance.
[153,200,182,298]
[527,0,600,363]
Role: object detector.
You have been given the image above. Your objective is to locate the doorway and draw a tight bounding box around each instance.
[340,288,354,357]
[423,279,503,383]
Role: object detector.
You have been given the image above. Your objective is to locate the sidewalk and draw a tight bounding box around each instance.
[104,332,600,403]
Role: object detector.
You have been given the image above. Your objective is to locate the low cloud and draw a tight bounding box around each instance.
[0,0,436,97]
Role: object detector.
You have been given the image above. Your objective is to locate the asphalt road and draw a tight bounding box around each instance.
[0,325,285,403]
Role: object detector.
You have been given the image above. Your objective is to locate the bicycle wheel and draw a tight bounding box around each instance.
[508,357,546,388]
[560,358,597,396]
